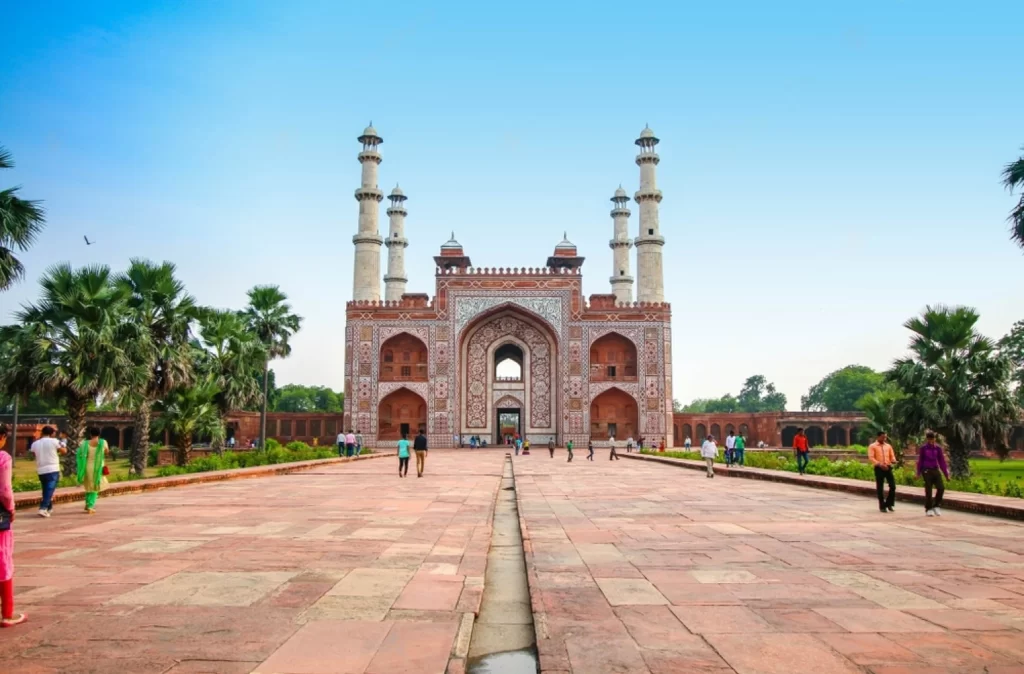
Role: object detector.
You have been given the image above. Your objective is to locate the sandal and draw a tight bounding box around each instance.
[1,613,27,628]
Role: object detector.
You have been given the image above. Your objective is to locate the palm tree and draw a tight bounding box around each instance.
[16,264,136,475]
[0,146,46,291]
[887,305,1019,478]
[855,386,908,452]
[117,260,198,475]
[243,286,302,449]
[153,379,222,467]
[197,308,265,451]
[1004,148,1024,249]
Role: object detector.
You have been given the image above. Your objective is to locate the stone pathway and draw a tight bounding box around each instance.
[0,451,500,674]
[3,449,1024,674]
[514,451,1024,674]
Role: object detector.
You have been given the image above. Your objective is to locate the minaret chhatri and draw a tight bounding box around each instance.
[634,125,665,303]
[383,185,408,302]
[352,123,384,302]
[609,186,633,304]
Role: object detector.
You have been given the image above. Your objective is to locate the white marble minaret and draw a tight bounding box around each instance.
[352,124,384,302]
[634,126,665,303]
[609,186,633,304]
[383,185,409,302]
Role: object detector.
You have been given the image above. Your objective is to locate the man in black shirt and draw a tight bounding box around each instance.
[414,430,428,477]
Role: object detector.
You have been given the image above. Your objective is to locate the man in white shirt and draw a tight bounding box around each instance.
[701,435,718,478]
[725,431,736,466]
[625,436,635,453]
[30,426,66,517]
[336,430,346,457]
[608,436,620,461]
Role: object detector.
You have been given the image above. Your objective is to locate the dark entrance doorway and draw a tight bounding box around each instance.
[497,408,521,445]
[400,422,410,438]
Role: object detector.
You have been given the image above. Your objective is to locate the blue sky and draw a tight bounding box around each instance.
[2,0,1023,408]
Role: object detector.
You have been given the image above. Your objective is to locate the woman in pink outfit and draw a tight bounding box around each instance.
[0,425,27,627]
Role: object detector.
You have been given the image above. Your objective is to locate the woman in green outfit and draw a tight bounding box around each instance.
[76,427,108,514]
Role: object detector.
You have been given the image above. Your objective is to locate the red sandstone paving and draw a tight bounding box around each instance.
[512,452,1024,673]
[1,451,502,674]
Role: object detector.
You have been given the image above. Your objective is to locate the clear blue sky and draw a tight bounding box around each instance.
[2,1,1022,409]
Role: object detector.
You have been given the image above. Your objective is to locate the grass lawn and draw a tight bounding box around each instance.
[968,458,1024,488]
[12,454,149,485]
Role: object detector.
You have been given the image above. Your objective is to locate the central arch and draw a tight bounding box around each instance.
[590,387,638,441]
[459,305,559,442]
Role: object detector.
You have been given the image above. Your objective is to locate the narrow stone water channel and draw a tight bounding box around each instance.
[466,455,539,674]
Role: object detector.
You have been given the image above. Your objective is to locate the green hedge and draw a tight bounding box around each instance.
[640,450,1023,499]
[154,442,366,477]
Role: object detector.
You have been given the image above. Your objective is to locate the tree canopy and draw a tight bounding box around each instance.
[274,384,344,413]
[680,375,787,413]
[801,365,886,412]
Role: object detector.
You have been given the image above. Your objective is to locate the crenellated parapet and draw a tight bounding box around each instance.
[435,266,583,276]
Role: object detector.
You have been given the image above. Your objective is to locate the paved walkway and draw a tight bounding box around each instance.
[0,451,500,674]
[3,450,1024,674]
[515,451,1024,674]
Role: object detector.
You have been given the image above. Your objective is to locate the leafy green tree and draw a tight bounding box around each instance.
[1004,148,1024,249]
[0,146,46,291]
[672,398,682,413]
[274,384,344,412]
[117,260,198,474]
[801,365,886,411]
[153,378,222,466]
[197,308,265,450]
[888,305,1019,478]
[855,386,907,445]
[243,286,302,449]
[14,264,136,475]
[999,319,1024,405]
[738,375,787,412]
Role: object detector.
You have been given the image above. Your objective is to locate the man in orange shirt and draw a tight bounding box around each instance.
[868,431,897,513]
[792,428,810,474]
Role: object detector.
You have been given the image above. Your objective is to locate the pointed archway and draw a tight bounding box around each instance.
[378,387,427,441]
[589,387,638,441]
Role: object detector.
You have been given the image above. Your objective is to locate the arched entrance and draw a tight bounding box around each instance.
[696,423,707,440]
[806,426,825,447]
[460,307,558,443]
[681,423,693,442]
[378,388,427,441]
[710,423,722,441]
[589,332,638,382]
[827,425,848,446]
[589,387,638,441]
[101,426,120,451]
[781,426,799,448]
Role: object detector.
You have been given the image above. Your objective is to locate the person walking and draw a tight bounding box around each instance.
[868,431,897,513]
[724,431,736,466]
[793,428,810,475]
[344,429,356,458]
[566,440,574,462]
[76,427,108,515]
[355,430,364,456]
[609,437,620,461]
[30,426,66,518]
[626,436,635,453]
[548,437,555,458]
[397,433,411,478]
[523,439,531,455]
[514,437,521,456]
[684,436,692,451]
[734,433,746,466]
[587,440,594,461]
[413,429,428,477]
[701,435,718,478]
[916,431,949,516]
[0,425,26,627]
[336,429,345,457]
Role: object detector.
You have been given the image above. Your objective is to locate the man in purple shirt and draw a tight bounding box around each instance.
[916,431,949,517]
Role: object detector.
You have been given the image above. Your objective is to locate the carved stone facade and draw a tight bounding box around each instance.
[345,237,673,449]
[343,126,671,448]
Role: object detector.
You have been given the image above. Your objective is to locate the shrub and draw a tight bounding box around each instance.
[147,447,160,467]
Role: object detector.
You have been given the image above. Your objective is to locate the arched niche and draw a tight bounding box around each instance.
[378,387,427,441]
[589,332,638,382]
[380,333,428,382]
[589,387,638,441]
